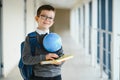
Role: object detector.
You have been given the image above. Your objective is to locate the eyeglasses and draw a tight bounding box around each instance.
[39,15,54,21]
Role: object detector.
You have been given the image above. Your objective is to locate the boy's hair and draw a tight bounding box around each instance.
[37,5,55,16]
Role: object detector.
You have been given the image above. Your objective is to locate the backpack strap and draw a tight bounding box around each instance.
[28,31,40,55]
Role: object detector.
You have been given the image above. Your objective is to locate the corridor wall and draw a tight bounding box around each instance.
[1,0,43,77]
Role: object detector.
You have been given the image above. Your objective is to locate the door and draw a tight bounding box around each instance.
[0,0,3,77]
[97,0,112,79]
[89,1,92,54]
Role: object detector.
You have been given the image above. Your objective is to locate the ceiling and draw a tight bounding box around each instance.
[40,0,81,9]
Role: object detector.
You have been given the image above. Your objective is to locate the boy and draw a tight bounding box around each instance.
[22,5,64,80]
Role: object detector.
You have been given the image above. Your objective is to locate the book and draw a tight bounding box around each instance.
[40,54,74,65]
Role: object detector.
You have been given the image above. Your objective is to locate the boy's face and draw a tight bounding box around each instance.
[35,10,55,30]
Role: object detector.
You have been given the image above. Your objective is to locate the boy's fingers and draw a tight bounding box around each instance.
[50,53,59,58]
[46,53,59,60]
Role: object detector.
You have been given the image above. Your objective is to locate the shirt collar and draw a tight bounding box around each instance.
[36,28,49,35]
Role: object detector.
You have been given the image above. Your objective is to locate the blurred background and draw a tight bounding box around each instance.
[0,0,120,80]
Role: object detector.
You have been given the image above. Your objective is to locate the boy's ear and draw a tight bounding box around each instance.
[35,16,39,22]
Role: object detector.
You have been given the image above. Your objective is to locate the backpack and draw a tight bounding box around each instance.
[18,31,40,80]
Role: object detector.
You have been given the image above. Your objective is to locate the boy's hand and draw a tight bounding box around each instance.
[46,53,59,60]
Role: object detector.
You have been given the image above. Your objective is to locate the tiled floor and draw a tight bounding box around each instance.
[0,31,100,80]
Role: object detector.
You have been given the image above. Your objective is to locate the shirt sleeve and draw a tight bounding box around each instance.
[56,47,64,57]
[22,36,46,65]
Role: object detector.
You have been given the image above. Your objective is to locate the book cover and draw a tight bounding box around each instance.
[40,54,73,65]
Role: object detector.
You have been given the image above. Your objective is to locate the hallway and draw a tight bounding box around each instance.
[0,31,100,80]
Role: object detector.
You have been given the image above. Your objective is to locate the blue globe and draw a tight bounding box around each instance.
[43,33,62,52]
